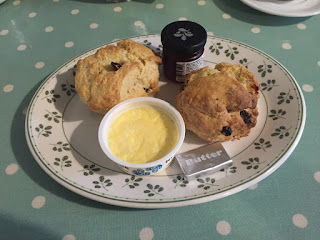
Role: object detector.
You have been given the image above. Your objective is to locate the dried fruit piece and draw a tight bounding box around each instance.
[179,85,185,93]
[143,87,151,93]
[240,110,252,124]
[111,62,122,71]
[221,126,232,136]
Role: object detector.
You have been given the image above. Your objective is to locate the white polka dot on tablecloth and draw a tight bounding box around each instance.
[13,0,20,5]
[0,30,9,36]
[28,12,37,18]
[3,85,14,93]
[198,0,206,5]
[32,196,46,209]
[222,13,231,19]
[65,41,74,48]
[156,3,164,9]
[71,9,79,15]
[35,62,45,69]
[314,171,320,183]
[139,227,154,240]
[248,183,258,190]
[297,23,306,30]
[251,27,260,34]
[17,45,27,51]
[62,234,76,240]
[5,164,19,175]
[293,214,308,228]
[45,26,54,32]
[22,107,28,115]
[134,21,144,27]
[207,31,214,36]
[114,7,122,12]
[282,43,292,50]
[302,84,313,92]
[216,221,231,235]
[178,17,187,21]
[90,23,99,29]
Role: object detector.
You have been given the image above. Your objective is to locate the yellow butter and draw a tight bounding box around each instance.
[108,107,179,164]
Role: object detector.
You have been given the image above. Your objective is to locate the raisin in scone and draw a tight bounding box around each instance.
[75,39,162,114]
[176,62,260,143]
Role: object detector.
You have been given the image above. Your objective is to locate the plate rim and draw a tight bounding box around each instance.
[240,0,320,17]
[25,34,306,208]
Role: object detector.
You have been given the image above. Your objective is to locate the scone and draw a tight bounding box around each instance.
[176,62,260,142]
[75,39,162,114]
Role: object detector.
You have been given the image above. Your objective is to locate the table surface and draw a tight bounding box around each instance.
[1,0,319,239]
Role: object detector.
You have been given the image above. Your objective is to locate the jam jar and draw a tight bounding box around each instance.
[161,21,207,82]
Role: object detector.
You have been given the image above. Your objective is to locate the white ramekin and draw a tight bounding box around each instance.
[98,97,185,176]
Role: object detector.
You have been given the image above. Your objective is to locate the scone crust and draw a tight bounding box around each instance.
[75,39,162,114]
[176,63,260,142]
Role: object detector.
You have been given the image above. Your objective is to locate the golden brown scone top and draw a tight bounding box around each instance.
[75,39,162,114]
[176,63,260,143]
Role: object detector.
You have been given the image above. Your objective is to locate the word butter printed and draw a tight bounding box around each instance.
[175,142,233,181]
[185,150,223,166]
[175,53,204,82]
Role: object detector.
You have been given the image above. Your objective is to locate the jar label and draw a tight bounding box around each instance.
[176,54,203,82]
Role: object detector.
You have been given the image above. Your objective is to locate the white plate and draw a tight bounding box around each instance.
[240,0,320,17]
[25,35,306,208]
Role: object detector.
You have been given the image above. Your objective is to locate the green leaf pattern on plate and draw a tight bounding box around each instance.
[209,42,223,55]
[220,166,237,176]
[42,90,60,104]
[241,157,265,170]
[224,45,239,60]
[261,79,279,91]
[269,109,286,120]
[257,61,272,77]
[144,184,164,197]
[197,177,218,190]
[61,80,76,96]
[143,39,151,46]
[277,90,294,105]
[254,138,272,151]
[78,164,101,176]
[155,44,162,54]
[54,155,72,171]
[239,58,252,68]
[35,124,52,138]
[122,175,143,189]
[44,110,62,123]
[271,126,291,139]
[172,175,189,188]
[51,141,70,152]
[72,67,77,76]
[93,176,112,191]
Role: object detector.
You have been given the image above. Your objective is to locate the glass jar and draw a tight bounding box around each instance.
[161,21,207,82]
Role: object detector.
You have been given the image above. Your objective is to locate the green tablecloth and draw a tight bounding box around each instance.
[1,0,319,239]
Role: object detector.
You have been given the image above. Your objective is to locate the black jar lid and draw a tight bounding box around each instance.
[161,21,207,55]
